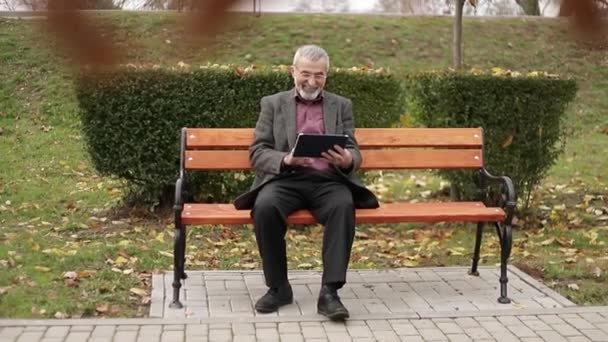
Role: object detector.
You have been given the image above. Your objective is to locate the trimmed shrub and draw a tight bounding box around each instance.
[405,70,577,207]
[76,65,406,204]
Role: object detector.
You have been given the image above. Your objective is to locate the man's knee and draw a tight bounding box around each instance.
[252,190,287,223]
[325,190,354,213]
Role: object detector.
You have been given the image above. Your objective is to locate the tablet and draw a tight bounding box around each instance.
[292,133,349,158]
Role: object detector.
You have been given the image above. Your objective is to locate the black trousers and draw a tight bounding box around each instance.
[251,170,356,290]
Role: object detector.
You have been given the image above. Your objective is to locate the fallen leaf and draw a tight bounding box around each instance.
[54,311,68,319]
[567,283,580,291]
[129,288,148,297]
[96,304,109,313]
[553,204,567,211]
[78,270,97,278]
[63,271,78,280]
[593,267,602,278]
[159,251,173,258]
[114,256,128,266]
[35,266,51,272]
[447,248,465,256]
[556,238,573,246]
[540,238,555,246]
[241,262,257,269]
[355,231,369,239]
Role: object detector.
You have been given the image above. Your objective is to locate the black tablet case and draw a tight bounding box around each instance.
[292,133,349,158]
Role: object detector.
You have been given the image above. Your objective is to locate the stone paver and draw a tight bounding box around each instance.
[1,309,607,342]
[1,267,608,341]
[154,267,577,319]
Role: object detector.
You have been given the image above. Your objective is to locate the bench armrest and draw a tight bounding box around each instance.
[175,177,184,210]
[479,168,516,223]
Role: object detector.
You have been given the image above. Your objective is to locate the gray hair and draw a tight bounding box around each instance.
[293,45,330,70]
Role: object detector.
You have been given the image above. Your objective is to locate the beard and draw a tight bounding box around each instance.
[296,84,322,101]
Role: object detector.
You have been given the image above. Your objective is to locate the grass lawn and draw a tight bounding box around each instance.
[0,12,607,318]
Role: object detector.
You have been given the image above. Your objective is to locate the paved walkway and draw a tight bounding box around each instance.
[150,266,575,319]
[2,266,608,342]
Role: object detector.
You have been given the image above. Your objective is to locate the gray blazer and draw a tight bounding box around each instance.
[233,89,379,210]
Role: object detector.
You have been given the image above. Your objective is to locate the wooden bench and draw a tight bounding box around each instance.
[171,127,516,309]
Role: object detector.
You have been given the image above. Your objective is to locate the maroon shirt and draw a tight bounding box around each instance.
[295,90,332,172]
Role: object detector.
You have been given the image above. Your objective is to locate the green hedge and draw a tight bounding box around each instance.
[405,71,577,207]
[76,66,406,203]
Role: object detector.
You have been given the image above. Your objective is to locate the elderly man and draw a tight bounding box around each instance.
[234,45,378,321]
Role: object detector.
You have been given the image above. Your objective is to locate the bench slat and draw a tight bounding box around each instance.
[186,128,483,149]
[184,149,483,170]
[181,202,505,225]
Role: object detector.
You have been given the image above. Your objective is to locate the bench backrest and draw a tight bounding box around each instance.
[182,128,485,170]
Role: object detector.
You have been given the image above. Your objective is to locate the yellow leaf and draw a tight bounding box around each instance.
[118,240,130,247]
[129,288,148,297]
[469,67,484,75]
[35,266,51,272]
[402,260,418,267]
[159,251,173,258]
[115,256,128,266]
[447,248,464,256]
[42,248,66,256]
[241,262,257,269]
[78,270,97,278]
[540,238,555,246]
[491,67,506,76]
[155,232,165,243]
[96,304,109,313]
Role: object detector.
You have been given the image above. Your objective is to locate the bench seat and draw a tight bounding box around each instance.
[181,202,506,225]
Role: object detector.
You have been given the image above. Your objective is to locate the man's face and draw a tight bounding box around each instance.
[291,57,328,101]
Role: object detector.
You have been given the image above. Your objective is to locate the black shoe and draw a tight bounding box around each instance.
[317,285,349,321]
[255,283,293,313]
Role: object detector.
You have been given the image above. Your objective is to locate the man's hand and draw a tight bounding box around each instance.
[321,145,353,169]
[283,152,314,168]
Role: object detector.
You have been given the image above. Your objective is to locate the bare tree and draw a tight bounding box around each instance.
[16,0,123,10]
[375,0,431,14]
[1,0,17,10]
[321,0,349,13]
[453,0,465,69]
[293,0,312,12]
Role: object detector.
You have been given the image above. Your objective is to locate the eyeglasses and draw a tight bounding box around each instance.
[294,67,327,81]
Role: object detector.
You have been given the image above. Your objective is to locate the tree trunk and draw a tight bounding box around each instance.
[453,0,465,70]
